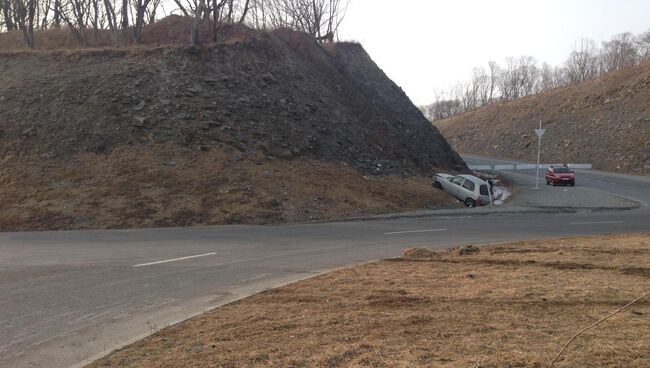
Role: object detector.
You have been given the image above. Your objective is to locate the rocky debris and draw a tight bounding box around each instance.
[456,245,480,256]
[402,248,440,259]
[0,30,466,176]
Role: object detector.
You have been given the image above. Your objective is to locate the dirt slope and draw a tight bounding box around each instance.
[436,62,650,175]
[0,24,465,231]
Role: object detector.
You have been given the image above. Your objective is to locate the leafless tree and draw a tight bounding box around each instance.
[1,0,16,30]
[420,31,649,121]
[636,30,650,60]
[119,0,127,38]
[498,57,519,99]
[13,0,36,47]
[539,62,555,92]
[565,38,600,84]
[420,89,463,122]
[600,32,638,73]
[553,66,568,87]
[472,67,490,106]
[190,0,204,44]
[58,0,90,45]
[51,0,60,26]
[486,61,499,103]
[260,0,347,40]
[132,0,154,42]
[103,0,117,43]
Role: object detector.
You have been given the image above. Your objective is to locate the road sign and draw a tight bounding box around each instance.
[534,128,546,139]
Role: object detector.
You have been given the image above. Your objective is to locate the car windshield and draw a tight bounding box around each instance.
[554,167,571,173]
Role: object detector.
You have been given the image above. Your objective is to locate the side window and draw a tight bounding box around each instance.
[462,180,476,191]
[451,177,464,186]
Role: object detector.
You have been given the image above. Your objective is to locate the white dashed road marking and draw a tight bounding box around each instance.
[133,253,217,267]
[384,229,448,235]
[570,221,624,225]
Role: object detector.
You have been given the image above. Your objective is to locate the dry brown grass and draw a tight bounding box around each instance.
[0,144,458,231]
[0,16,259,52]
[89,234,650,368]
[435,61,650,175]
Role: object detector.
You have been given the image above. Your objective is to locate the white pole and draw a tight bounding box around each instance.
[535,120,542,189]
[488,181,494,205]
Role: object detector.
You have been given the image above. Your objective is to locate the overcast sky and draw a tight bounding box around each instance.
[338,0,650,105]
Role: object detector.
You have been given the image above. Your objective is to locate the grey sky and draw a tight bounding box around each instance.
[338,0,650,105]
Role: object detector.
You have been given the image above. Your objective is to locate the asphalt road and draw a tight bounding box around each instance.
[1,156,649,368]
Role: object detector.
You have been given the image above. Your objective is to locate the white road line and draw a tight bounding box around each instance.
[133,252,217,267]
[570,221,624,225]
[384,229,447,235]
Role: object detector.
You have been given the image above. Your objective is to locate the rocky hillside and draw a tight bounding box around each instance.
[436,62,650,175]
[0,23,466,230]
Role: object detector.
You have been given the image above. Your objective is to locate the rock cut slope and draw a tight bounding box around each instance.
[0,30,464,174]
[0,25,466,230]
[436,62,650,175]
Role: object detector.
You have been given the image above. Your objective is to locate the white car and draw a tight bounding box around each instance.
[433,174,493,207]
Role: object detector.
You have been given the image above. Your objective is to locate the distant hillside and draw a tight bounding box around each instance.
[436,62,650,175]
[0,21,465,230]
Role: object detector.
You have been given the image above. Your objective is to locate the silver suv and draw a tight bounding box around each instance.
[433,174,492,207]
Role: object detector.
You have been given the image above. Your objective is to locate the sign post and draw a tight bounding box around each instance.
[534,121,546,189]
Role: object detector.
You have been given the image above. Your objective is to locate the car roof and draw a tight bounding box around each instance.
[458,175,487,184]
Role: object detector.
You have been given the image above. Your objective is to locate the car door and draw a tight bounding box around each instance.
[449,176,465,198]
[460,179,476,200]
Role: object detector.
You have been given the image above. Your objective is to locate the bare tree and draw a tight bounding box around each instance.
[248,0,268,28]
[58,0,90,45]
[119,0,127,38]
[539,62,555,92]
[565,38,600,84]
[636,30,650,60]
[419,31,649,121]
[237,0,250,22]
[51,0,60,26]
[38,0,53,29]
[473,67,490,106]
[553,66,568,87]
[14,0,36,47]
[600,32,638,73]
[517,56,539,96]
[210,0,229,42]
[422,89,463,121]
[190,0,204,45]
[1,0,16,30]
[498,57,519,99]
[103,0,117,43]
[262,0,347,40]
[486,61,499,103]
[132,0,153,42]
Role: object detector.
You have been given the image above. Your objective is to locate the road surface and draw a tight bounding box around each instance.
[1,156,648,368]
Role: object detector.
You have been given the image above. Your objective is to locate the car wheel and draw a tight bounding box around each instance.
[552,181,557,186]
[570,182,575,187]
[465,198,476,208]
[433,181,442,189]
[546,180,550,185]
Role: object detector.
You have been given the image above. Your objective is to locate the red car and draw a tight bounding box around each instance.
[546,166,575,186]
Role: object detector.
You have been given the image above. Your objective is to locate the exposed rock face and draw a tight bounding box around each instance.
[0,30,466,175]
[0,27,467,231]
